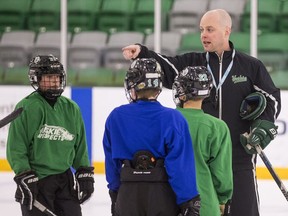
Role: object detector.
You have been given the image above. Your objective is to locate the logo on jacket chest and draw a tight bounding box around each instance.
[232,75,247,84]
[37,124,75,141]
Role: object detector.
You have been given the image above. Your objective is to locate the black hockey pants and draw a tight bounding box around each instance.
[115,159,180,216]
[20,169,81,216]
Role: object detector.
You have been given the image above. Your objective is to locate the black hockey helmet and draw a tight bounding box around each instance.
[239,92,267,120]
[124,58,163,102]
[28,54,66,99]
[172,66,213,107]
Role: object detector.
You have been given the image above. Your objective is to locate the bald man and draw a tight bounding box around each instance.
[122,9,281,216]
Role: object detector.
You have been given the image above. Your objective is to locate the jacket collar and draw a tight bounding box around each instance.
[208,41,235,60]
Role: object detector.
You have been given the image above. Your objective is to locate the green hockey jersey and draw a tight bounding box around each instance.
[7,92,90,179]
[177,107,233,216]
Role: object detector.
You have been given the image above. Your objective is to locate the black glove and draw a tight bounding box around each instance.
[75,166,94,204]
[14,170,39,210]
[240,119,278,154]
[109,190,118,216]
[179,195,200,216]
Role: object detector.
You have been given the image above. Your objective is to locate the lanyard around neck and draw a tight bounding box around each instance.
[206,49,235,91]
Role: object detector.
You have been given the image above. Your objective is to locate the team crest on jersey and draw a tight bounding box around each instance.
[232,75,247,84]
[37,124,75,141]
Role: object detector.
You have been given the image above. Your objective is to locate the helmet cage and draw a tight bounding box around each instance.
[28,55,66,99]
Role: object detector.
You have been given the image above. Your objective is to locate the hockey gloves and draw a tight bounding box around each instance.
[14,170,39,210]
[109,190,118,216]
[75,166,94,204]
[240,119,278,154]
[179,195,201,216]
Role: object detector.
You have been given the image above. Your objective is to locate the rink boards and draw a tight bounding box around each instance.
[0,86,287,179]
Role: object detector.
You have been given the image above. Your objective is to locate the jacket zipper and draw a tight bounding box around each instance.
[216,52,224,120]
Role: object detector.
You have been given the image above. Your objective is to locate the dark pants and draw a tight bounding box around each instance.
[116,182,180,216]
[116,161,180,216]
[20,169,81,216]
[231,169,260,216]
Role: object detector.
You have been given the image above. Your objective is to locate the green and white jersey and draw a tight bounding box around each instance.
[7,92,90,179]
[177,107,233,216]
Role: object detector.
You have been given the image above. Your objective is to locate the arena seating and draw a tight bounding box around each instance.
[68,31,108,70]
[97,0,136,33]
[29,31,71,61]
[27,0,61,32]
[208,0,246,32]
[0,31,35,69]
[132,0,174,34]
[0,0,31,32]
[68,0,103,33]
[144,31,182,56]
[0,0,287,88]
[258,33,288,73]
[102,31,145,69]
[240,0,282,34]
[229,32,250,54]
[169,0,209,34]
[177,32,203,54]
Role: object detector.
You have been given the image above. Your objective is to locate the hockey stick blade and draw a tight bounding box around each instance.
[0,107,23,128]
[255,144,288,202]
[34,200,58,216]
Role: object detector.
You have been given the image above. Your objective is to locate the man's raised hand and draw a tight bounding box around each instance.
[122,44,141,60]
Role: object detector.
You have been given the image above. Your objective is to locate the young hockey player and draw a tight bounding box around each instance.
[172,66,233,216]
[6,54,94,216]
[103,58,200,216]
[122,9,281,216]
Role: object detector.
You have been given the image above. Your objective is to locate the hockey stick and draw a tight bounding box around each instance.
[34,200,58,216]
[0,107,23,128]
[253,144,288,202]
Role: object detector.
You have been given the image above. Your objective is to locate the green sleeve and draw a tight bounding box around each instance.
[209,121,233,204]
[6,104,31,174]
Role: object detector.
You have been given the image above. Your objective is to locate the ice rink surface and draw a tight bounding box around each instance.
[0,172,287,216]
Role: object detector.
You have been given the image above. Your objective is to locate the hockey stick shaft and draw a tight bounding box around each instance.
[255,145,288,202]
[0,107,23,128]
[34,200,58,216]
